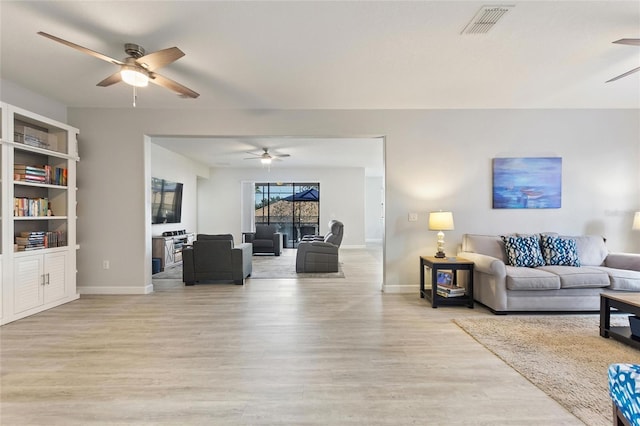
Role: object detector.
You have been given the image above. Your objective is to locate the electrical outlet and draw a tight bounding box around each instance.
[103,260,110,270]
[408,212,418,222]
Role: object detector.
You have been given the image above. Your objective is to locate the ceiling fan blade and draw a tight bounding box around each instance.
[613,39,640,46]
[96,72,122,87]
[273,154,291,158]
[149,73,199,98]
[136,47,185,71]
[243,157,264,160]
[606,66,640,83]
[37,31,124,66]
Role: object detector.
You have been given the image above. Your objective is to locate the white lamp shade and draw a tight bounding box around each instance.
[428,211,455,231]
[633,211,640,231]
[121,67,149,87]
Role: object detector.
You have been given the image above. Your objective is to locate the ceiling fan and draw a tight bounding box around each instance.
[607,38,640,83]
[244,148,290,165]
[37,31,199,98]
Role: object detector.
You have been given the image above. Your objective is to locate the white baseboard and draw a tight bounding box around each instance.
[365,238,383,244]
[382,284,416,293]
[78,284,154,295]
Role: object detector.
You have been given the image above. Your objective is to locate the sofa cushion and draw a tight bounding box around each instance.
[461,234,507,262]
[560,234,607,266]
[540,235,580,267]
[594,267,640,291]
[501,235,545,267]
[505,266,560,290]
[537,265,610,288]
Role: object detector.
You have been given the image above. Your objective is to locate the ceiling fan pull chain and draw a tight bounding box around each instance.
[133,85,137,107]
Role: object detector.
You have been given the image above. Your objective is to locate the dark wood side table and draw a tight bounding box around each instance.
[420,256,474,309]
[600,293,640,350]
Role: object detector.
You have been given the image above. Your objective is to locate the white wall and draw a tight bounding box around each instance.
[0,79,67,123]
[197,167,366,247]
[150,143,207,237]
[66,107,640,294]
[365,176,384,242]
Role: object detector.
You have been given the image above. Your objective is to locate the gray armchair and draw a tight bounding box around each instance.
[182,234,252,285]
[296,220,344,273]
[244,225,283,256]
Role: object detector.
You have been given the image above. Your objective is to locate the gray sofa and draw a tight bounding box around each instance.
[182,234,252,285]
[458,233,640,314]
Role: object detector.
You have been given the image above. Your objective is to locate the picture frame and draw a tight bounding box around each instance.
[436,270,453,285]
[492,157,562,209]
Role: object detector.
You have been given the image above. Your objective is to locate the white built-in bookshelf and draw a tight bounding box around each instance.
[0,102,79,325]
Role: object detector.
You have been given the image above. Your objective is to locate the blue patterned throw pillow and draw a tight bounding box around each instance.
[541,235,580,266]
[501,235,545,267]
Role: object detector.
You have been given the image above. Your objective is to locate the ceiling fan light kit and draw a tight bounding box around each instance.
[121,65,149,87]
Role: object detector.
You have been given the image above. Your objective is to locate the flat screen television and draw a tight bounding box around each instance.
[151,177,183,224]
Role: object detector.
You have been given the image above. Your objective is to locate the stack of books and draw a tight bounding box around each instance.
[436,284,466,298]
[15,231,46,251]
[14,164,48,183]
[15,231,66,251]
[14,164,67,186]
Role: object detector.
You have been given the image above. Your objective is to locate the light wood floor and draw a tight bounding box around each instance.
[0,246,583,425]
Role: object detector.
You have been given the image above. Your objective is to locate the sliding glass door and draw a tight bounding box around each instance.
[254,182,320,248]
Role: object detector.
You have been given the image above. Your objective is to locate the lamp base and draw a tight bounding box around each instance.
[434,251,446,258]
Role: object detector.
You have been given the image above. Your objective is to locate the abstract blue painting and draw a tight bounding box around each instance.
[492,157,562,209]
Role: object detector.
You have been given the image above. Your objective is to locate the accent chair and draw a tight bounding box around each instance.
[244,225,283,256]
[182,234,252,285]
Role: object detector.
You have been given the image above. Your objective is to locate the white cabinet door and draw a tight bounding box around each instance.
[14,256,44,314]
[44,252,66,304]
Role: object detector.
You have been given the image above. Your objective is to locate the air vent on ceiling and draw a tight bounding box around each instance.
[461,5,514,35]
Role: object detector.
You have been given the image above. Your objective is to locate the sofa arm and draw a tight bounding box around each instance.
[272,232,283,256]
[458,251,508,313]
[606,253,640,272]
[458,251,506,277]
[182,246,195,285]
[231,243,253,285]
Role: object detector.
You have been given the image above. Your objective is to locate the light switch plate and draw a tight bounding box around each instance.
[408,212,418,222]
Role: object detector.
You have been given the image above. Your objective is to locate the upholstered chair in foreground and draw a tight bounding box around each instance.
[182,234,252,285]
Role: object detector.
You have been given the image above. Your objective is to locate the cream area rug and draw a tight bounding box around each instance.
[454,315,640,426]
[152,248,344,280]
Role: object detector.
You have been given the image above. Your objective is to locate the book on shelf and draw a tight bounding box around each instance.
[436,284,466,298]
[437,284,465,293]
[436,289,466,298]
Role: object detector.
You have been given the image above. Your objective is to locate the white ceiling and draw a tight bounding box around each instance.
[1,1,639,172]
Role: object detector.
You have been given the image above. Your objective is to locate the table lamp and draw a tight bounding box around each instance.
[633,211,640,231]
[428,211,454,258]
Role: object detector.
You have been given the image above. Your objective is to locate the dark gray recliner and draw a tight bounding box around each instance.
[296,220,344,273]
[182,234,252,285]
[244,225,283,256]
[301,220,344,245]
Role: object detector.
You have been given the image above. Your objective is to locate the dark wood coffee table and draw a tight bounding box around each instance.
[600,292,640,350]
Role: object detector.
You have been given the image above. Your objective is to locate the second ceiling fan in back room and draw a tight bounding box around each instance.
[37,31,199,106]
[607,38,640,83]
[244,148,290,168]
